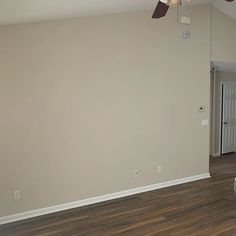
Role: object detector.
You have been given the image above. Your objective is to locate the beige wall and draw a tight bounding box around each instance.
[211,71,236,155]
[0,5,211,217]
[211,7,236,63]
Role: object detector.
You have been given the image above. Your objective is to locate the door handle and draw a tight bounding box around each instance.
[223,122,228,125]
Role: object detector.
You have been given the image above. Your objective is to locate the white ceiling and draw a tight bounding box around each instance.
[213,0,236,20]
[0,0,215,25]
[212,61,236,73]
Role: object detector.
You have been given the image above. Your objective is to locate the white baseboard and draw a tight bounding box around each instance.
[0,173,210,225]
[211,152,220,157]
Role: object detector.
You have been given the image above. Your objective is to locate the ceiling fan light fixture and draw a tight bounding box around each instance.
[154,0,233,20]
[166,0,182,6]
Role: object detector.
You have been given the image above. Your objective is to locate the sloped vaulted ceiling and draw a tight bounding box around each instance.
[214,0,236,21]
[0,0,214,25]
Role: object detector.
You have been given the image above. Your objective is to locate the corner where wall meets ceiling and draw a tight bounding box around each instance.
[213,0,236,21]
[0,0,228,26]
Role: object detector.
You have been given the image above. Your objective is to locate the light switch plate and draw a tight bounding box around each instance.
[202,120,209,127]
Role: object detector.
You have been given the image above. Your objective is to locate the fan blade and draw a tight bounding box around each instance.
[152,1,169,19]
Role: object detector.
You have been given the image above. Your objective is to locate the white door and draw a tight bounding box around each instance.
[222,83,236,154]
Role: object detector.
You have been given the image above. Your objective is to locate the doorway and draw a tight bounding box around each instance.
[220,82,236,154]
[210,61,236,156]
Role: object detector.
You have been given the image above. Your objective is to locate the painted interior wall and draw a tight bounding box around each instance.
[211,71,236,155]
[211,7,236,63]
[0,4,219,218]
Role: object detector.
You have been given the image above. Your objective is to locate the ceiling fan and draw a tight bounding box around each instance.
[152,0,235,19]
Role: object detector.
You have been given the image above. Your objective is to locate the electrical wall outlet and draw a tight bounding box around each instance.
[14,190,21,200]
[157,165,162,174]
[134,169,139,178]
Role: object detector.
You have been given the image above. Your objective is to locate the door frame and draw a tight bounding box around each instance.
[219,82,236,155]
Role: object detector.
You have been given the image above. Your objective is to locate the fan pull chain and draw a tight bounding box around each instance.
[177,5,179,24]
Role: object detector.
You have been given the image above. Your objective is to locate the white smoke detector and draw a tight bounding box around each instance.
[181,16,192,25]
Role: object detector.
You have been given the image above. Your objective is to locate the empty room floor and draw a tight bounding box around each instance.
[1,154,236,236]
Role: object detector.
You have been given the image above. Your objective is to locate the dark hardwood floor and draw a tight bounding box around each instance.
[1,154,236,236]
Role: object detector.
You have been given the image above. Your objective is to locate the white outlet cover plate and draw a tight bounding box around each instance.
[182,30,191,39]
